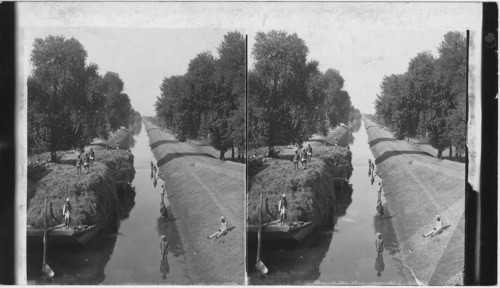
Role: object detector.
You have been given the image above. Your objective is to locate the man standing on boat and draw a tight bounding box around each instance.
[62,198,72,230]
[278,194,287,225]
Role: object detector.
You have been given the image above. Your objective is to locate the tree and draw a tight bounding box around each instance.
[100,72,133,131]
[249,30,318,147]
[28,36,108,154]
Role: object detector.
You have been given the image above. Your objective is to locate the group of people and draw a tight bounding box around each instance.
[76,148,95,175]
[293,144,313,170]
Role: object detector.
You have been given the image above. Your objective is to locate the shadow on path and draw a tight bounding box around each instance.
[150,140,178,149]
[157,152,215,166]
[369,138,397,147]
[375,150,434,165]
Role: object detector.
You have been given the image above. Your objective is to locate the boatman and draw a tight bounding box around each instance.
[278,194,288,225]
[62,198,72,230]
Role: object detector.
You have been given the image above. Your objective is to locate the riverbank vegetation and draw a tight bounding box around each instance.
[28,35,141,158]
[374,31,466,159]
[154,31,245,160]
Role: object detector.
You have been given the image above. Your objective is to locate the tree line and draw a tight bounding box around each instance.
[154,31,245,160]
[248,30,358,149]
[374,31,466,159]
[28,35,140,157]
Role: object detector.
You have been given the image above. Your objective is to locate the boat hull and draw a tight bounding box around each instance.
[27,224,102,245]
[247,220,318,243]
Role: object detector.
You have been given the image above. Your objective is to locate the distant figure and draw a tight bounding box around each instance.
[301,149,307,168]
[154,176,158,188]
[334,137,338,146]
[76,156,83,175]
[160,235,169,261]
[376,201,384,216]
[161,184,166,199]
[377,182,383,194]
[371,175,375,185]
[375,232,385,256]
[89,148,95,166]
[368,159,372,167]
[151,162,154,172]
[423,215,444,237]
[160,202,168,219]
[83,153,90,172]
[62,198,72,229]
[278,194,288,225]
[151,171,154,180]
[306,144,313,163]
[293,150,299,170]
[208,216,228,238]
[368,166,372,177]
[116,140,120,150]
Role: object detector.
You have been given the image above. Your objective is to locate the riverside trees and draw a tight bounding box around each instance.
[374,31,466,159]
[155,31,245,160]
[28,35,136,156]
[248,30,356,149]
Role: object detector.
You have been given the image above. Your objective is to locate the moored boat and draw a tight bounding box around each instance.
[27,223,102,245]
[247,219,318,242]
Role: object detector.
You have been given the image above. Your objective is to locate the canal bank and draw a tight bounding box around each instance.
[144,121,245,284]
[364,118,465,285]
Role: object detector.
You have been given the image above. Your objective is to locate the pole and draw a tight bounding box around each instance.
[41,196,54,278]
[255,193,268,274]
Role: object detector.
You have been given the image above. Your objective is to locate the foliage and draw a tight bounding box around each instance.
[375,31,466,158]
[27,35,136,155]
[155,31,245,159]
[248,31,354,148]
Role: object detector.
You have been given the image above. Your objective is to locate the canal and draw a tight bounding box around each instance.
[248,121,408,285]
[27,123,191,284]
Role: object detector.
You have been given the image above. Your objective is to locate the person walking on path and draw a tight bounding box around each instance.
[278,194,288,225]
[293,150,299,170]
[62,198,72,229]
[76,155,83,175]
[306,144,313,163]
[375,232,385,257]
[423,215,444,237]
[376,200,384,216]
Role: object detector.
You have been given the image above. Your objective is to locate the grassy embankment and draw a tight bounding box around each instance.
[247,125,353,227]
[144,121,245,284]
[27,127,136,229]
[364,118,465,285]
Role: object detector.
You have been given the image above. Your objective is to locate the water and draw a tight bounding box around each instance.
[27,123,191,284]
[248,121,407,285]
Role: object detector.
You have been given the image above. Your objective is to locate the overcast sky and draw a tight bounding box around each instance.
[19,2,482,116]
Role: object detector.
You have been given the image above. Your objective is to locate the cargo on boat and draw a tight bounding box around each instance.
[27,223,102,245]
[247,220,318,242]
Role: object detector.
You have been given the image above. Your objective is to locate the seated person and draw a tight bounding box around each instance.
[208,216,228,239]
[423,215,444,237]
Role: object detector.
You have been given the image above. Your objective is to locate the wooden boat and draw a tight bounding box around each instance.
[247,219,318,242]
[27,223,102,245]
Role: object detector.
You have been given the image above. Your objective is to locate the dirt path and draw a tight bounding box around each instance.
[364,118,465,285]
[143,122,244,284]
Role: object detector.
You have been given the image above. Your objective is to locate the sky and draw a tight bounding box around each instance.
[19,2,482,116]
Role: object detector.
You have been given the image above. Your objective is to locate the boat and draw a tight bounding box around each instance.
[247,219,318,242]
[27,223,102,245]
